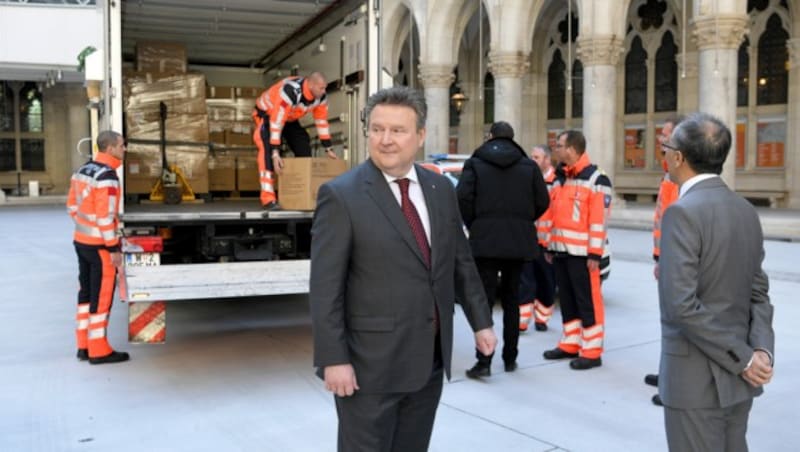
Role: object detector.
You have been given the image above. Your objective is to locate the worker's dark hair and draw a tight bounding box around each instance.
[364,86,427,131]
[670,112,731,175]
[96,131,122,152]
[558,130,586,154]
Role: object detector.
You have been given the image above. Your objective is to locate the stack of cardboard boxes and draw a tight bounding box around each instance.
[124,41,210,195]
[206,86,261,193]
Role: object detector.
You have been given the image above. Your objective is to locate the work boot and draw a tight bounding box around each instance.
[89,350,130,365]
[76,349,89,361]
[569,356,602,370]
[534,322,548,332]
[543,348,578,360]
[262,201,281,211]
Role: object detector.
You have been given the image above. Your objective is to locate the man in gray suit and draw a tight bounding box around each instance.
[658,112,775,452]
[310,86,497,451]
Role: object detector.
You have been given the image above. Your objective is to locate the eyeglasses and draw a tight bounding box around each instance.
[661,142,679,152]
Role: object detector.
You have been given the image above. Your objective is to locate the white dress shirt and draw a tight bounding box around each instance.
[382,166,432,245]
[679,173,719,199]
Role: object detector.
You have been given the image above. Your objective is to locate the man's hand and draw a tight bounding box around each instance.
[544,252,553,264]
[324,364,359,397]
[653,263,660,280]
[325,148,338,160]
[271,152,285,174]
[110,251,123,268]
[474,328,497,356]
[741,350,773,388]
[587,259,599,272]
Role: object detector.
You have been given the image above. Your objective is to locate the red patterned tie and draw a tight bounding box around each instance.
[395,178,430,268]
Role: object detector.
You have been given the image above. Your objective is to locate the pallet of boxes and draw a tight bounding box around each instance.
[206,85,261,198]
[123,41,209,201]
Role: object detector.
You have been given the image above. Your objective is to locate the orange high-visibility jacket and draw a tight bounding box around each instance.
[67,152,122,251]
[535,167,556,247]
[546,153,612,260]
[253,76,331,151]
[652,175,679,260]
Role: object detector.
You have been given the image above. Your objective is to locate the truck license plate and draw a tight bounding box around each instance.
[125,253,160,267]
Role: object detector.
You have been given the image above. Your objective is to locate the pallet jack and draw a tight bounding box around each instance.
[149,101,196,204]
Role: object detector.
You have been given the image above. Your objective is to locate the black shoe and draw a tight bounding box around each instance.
[262,201,281,211]
[569,357,602,370]
[644,373,659,387]
[76,349,88,361]
[543,348,579,360]
[504,361,518,372]
[465,363,491,379]
[534,322,548,332]
[89,351,130,365]
[652,394,663,406]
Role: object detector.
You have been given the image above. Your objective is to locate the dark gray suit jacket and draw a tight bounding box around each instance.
[310,159,493,394]
[658,177,774,409]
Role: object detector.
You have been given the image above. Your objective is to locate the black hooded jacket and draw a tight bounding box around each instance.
[456,137,550,259]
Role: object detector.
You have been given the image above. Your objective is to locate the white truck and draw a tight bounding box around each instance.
[93,0,386,342]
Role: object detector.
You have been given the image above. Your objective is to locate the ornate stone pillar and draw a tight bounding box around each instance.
[458,81,482,154]
[576,35,624,202]
[488,51,530,134]
[417,64,455,158]
[785,38,800,207]
[692,14,748,187]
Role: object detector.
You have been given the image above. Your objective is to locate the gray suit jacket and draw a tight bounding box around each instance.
[310,159,492,394]
[658,177,774,409]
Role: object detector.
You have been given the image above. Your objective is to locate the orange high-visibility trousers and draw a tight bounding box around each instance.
[253,116,277,206]
[75,243,118,358]
[553,255,605,359]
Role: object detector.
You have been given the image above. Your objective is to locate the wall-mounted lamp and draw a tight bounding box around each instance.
[450,91,468,114]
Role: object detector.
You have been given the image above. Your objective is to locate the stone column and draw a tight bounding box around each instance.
[418,64,455,158]
[692,15,748,187]
[458,81,482,154]
[785,38,800,207]
[577,35,624,201]
[488,51,529,134]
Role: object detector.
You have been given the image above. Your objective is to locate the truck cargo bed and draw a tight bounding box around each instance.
[122,200,313,223]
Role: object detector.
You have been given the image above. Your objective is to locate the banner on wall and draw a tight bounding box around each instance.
[736,122,746,168]
[756,121,785,168]
[654,126,665,170]
[624,127,645,169]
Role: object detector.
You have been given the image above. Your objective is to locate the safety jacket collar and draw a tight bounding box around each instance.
[565,152,591,178]
[301,78,314,102]
[95,151,122,170]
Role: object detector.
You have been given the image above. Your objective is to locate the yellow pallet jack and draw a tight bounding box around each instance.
[149,101,195,204]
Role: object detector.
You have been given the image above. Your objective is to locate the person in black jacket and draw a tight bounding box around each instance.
[457,121,550,378]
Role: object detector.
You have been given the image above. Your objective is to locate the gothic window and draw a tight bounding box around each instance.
[0,83,12,132]
[548,50,566,120]
[654,31,677,112]
[483,72,494,125]
[625,36,647,114]
[0,81,46,172]
[572,60,583,118]
[756,14,788,105]
[737,38,750,107]
[20,82,44,133]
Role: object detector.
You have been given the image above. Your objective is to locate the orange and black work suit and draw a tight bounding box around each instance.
[252,76,332,206]
[652,172,678,261]
[545,153,612,360]
[519,167,557,327]
[67,152,122,359]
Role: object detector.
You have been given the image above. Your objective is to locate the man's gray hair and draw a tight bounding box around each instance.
[670,112,731,175]
[364,86,427,131]
[96,130,122,152]
[533,144,551,156]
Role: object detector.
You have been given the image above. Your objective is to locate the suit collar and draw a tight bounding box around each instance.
[680,174,722,198]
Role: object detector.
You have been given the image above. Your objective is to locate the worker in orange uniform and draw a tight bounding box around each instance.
[519,144,557,332]
[252,72,338,210]
[67,130,129,365]
[542,130,612,370]
[646,115,683,404]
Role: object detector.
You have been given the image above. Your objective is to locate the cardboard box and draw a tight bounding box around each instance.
[226,130,253,147]
[208,152,237,191]
[277,158,347,210]
[236,154,260,191]
[136,41,187,73]
[206,86,235,100]
[124,143,209,194]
